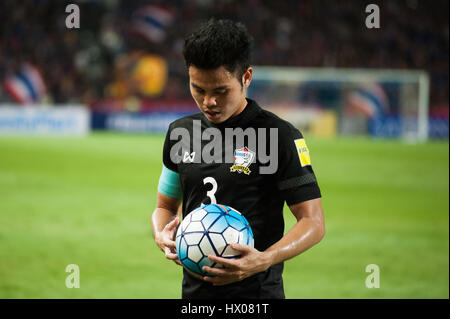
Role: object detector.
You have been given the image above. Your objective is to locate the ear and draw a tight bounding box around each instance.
[242,67,253,89]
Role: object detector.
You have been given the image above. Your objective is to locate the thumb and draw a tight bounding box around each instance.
[167,216,180,230]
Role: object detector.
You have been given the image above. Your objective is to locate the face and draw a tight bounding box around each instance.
[188,65,252,124]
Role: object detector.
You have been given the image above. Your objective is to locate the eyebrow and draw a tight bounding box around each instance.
[191,82,229,91]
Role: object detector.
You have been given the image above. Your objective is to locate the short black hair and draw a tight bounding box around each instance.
[182,18,252,82]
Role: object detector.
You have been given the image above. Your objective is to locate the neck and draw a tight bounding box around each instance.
[231,97,248,118]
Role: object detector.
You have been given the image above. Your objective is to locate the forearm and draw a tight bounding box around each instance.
[264,215,325,266]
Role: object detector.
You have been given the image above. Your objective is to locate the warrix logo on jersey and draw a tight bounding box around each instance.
[183,151,195,163]
[230,147,255,175]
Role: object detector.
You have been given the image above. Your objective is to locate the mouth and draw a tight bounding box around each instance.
[204,110,220,120]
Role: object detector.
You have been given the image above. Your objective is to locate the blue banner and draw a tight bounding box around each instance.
[369,116,448,139]
[91,112,195,133]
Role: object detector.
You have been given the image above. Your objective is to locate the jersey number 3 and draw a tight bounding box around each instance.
[202,177,217,205]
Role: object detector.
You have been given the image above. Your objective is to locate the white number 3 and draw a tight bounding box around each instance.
[203,177,217,205]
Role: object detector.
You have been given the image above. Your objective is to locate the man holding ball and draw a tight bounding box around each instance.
[152,18,325,299]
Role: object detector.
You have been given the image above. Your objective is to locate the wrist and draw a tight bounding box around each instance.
[261,249,276,270]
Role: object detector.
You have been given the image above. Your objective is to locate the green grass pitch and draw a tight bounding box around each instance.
[0,132,448,298]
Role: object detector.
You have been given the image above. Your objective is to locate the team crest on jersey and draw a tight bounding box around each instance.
[230,147,255,175]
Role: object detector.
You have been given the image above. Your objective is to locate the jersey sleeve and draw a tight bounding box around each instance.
[275,124,321,206]
[158,164,182,199]
[162,123,178,173]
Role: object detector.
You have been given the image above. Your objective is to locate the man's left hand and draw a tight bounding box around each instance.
[201,244,273,286]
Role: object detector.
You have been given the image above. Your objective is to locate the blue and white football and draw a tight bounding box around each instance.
[175,204,254,278]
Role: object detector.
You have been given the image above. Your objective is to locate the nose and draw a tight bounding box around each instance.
[203,94,217,108]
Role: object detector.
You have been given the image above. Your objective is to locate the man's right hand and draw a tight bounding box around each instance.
[155,216,182,266]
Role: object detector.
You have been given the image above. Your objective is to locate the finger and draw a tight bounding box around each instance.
[165,247,179,260]
[165,252,179,260]
[163,239,177,249]
[202,265,229,276]
[166,216,180,231]
[229,243,253,253]
[207,255,239,269]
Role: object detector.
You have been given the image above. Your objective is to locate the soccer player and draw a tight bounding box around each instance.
[151,18,325,299]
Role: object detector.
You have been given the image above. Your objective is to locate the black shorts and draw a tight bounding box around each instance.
[181,263,285,299]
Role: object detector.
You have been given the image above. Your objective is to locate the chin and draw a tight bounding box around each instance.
[209,118,224,124]
[204,112,228,124]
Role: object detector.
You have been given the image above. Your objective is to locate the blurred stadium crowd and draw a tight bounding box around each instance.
[0,0,448,116]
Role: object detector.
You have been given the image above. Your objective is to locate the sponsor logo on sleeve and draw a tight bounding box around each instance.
[294,138,311,167]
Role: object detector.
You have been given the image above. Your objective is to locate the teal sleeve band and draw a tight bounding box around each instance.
[158,164,182,199]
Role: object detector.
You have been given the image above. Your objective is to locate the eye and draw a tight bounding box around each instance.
[194,87,205,94]
[214,90,227,95]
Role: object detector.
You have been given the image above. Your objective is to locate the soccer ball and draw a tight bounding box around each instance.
[175,204,254,278]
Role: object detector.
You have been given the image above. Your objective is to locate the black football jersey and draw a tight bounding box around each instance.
[162,98,321,298]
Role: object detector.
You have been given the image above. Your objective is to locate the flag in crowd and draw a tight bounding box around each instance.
[3,63,47,104]
[131,5,174,43]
